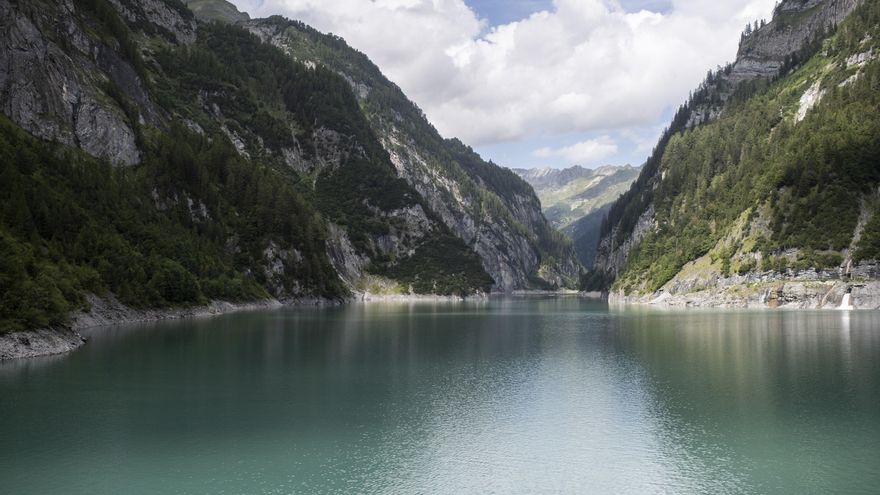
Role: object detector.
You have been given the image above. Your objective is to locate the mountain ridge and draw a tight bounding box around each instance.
[244,15,581,290]
[0,0,578,335]
[590,0,880,308]
[515,164,640,267]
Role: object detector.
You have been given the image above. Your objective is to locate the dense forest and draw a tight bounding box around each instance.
[598,0,880,294]
[0,0,499,333]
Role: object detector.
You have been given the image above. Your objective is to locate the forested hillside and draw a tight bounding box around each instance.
[245,16,581,291]
[1,0,580,332]
[591,0,880,300]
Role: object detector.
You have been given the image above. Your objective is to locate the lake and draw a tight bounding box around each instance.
[1,297,879,494]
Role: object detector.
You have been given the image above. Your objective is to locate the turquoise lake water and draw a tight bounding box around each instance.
[1,297,878,494]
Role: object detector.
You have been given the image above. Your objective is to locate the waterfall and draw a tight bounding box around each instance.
[839,292,854,310]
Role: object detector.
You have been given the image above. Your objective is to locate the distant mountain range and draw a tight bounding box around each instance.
[515,165,640,266]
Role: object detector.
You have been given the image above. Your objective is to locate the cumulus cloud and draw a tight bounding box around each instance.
[231,0,776,148]
[533,136,618,165]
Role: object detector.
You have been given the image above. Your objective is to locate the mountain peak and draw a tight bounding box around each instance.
[183,0,250,24]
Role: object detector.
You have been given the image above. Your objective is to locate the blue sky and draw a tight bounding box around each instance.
[468,0,673,25]
[232,0,776,169]
[466,0,553,25]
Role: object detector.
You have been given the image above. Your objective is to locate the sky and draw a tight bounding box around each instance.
[230,0,777,169]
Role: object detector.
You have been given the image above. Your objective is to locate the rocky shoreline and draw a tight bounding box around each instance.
[0,294,290,362]
[0,291,493,362]
[610,279,880,310]
[355,292,490,303]
[7,281,876,362]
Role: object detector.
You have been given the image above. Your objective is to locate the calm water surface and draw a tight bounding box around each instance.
[1,298,879,494]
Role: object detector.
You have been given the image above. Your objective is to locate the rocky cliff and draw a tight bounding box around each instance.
[244,17,581,291]
[730,0,861,83]
[0,0,172,165]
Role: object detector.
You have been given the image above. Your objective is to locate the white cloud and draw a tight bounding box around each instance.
[533,136,618,164]
[231,0,776,147]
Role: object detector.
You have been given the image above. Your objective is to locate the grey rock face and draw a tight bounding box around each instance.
[247,20,582,291]
[313,127,355,171]
[730,0,860,83]
[109,0,197,44]
[384,129,545,291]
[0,0,146,165]
[376,205,434,256]
[610,276,880,310]
[262,242,303,297]
[74,98,141,165]
[0,0,199,165]
[594,205,655,278]
[0,327,85,361]
[325,223,369,285]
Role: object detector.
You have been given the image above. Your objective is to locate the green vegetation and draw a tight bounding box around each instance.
[158,23,492,291]
[855,199,880,263]
[567,204,613,267]
[1,3,505,332]
[182,0,249,24]
[74,0,149,78]
[0,114,343,332]
[377,234,494,295]
[609,0,880,293]
[258,18,577,285]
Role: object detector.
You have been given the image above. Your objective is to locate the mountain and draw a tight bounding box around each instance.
[566,204,615,269]
[183,0,249,24]
[515,165,640,266]
[0,0,577,333]
[242,15,580,291]
[591,0,880,307]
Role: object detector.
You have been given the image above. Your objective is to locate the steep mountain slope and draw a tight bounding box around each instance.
[0,0,576,332]
[592,0,880,307]
[183,0,248,23]
[243,16,581,291]
[515,165,639,266]
[514,165,640,230]
[566,204,615,268]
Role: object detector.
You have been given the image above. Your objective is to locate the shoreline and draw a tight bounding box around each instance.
[354,291,489,303]
[8,281,875,362]
[609,279,880,310]
[0,291,497,361]
[0,294,292,362]
[1,289,589,361]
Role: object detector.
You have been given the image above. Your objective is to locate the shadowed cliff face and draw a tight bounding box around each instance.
[0,0,162,165]
[593,0,865,285]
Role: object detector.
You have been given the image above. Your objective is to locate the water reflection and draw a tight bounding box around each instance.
[610,308,880,494]
[0,300,878,494]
